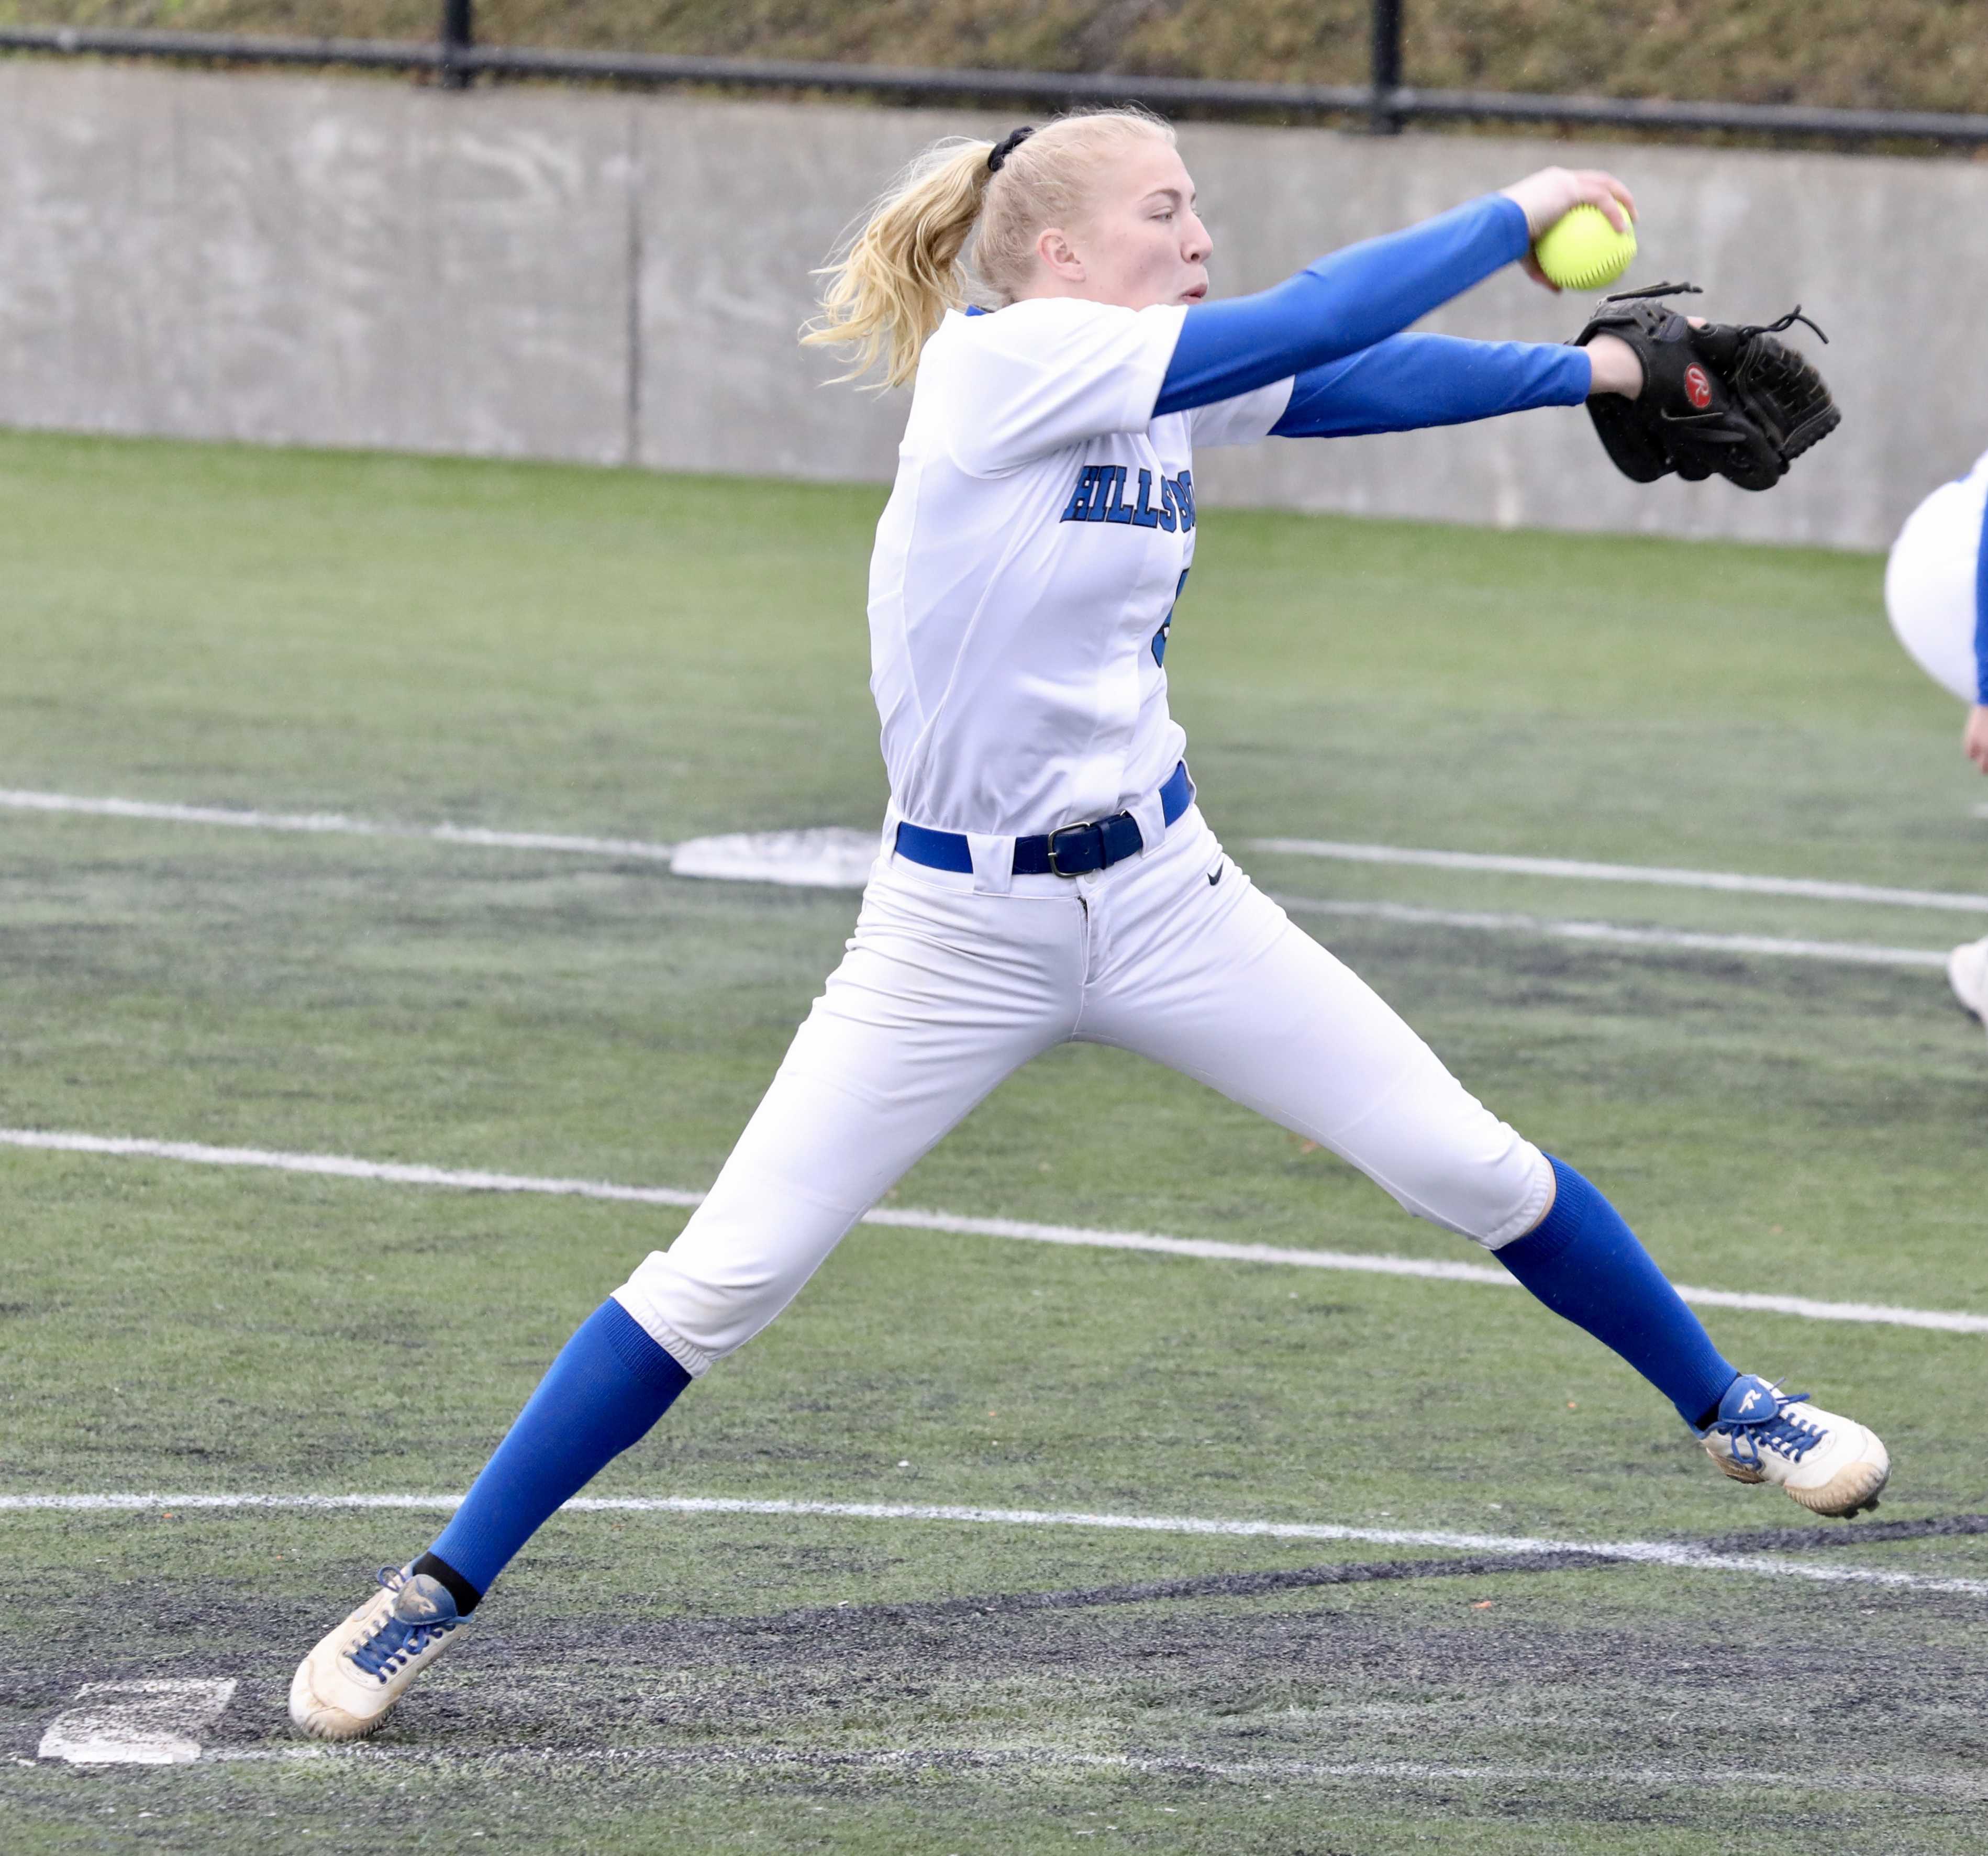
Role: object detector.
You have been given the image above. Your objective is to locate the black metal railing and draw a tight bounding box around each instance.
[4,3,1986,150]
[1369,0,1404,136]
[439,0,471,91]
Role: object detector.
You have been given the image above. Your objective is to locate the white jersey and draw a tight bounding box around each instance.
[868,297,1293,849]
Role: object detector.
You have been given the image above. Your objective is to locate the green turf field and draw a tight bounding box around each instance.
[3,428,1987,1854]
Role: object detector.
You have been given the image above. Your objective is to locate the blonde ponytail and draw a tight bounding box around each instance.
[804,108,1176,391]
[802,138,995,391]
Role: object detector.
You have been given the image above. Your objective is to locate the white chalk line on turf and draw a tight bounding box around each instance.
[5,1125,1984,1335]
[1254,836,1988,916]
[7,785,1983,924]
[0,789,678,863]
[161,1744,1988,1798]
[7,1491,1987,1601]
[0,1128,703,1209]
[1277,896,1949,971]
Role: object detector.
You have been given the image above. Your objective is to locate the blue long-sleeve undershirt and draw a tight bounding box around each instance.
[1269,332,1592,438]
[1975,484,1988,705]
[1153,193,1532,417]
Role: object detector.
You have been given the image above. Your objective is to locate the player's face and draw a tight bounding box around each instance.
[1065,141,1213,310]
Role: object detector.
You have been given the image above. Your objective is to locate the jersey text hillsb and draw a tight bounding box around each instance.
[1059,465,1195,531]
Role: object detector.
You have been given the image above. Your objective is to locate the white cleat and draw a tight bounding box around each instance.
[1696,1374,1890,1518]
[1947,936,1988,1047]
[289,1566,468,1741]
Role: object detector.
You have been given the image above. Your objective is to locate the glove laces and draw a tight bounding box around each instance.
[1597,283,1828,347]
[1735,305,1829,345]
[1601,280,1704,303]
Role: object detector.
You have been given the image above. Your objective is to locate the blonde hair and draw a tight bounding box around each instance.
[802,108,1178,390]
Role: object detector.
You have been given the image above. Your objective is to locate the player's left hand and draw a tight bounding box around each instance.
[1571,286,1840,492]
[1583,333,1645,398]
[1964,705,1988,774]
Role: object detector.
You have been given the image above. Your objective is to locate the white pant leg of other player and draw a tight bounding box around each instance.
[1885,451,1988,1040]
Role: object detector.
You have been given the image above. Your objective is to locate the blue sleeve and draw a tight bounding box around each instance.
[1975,486,1988,705]
[1153,194,1531,418]
[1270,334,1592,439]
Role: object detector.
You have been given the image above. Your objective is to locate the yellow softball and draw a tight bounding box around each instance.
[1532,204,1638,291]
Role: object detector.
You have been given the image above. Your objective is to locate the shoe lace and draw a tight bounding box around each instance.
[347,1566,458,1684]
[1715,1381,1824,1470]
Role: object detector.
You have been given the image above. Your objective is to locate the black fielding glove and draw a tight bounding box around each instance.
[1574,282,1841,492]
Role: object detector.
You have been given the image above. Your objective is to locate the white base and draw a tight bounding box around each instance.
[670,827,877,890]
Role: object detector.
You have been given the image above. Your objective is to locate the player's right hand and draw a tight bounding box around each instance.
[1501,168,1636,289]
[1964,705,1988,774]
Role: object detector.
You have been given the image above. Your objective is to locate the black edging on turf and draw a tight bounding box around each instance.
[714,1514,1988,1633]
[1692,1512,1988,1553]
[710,1551,1605,1639]
[856,1550,1614,1621]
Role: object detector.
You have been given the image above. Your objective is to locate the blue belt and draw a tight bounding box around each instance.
[895,761,1195,879]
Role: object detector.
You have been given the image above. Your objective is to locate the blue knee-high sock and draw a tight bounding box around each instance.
[1496,1158,1737,1429]
[418,1298,689,1608]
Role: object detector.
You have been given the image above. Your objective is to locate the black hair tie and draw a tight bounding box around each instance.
[986,126,1036,174]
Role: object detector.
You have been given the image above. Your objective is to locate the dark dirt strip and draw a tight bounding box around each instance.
[1693,1512,1988,1552]
[748,1550,1612,1631]
[668,1513,1988,1638]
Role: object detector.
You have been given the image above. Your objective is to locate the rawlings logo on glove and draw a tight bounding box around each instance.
[1574,282,1840,492]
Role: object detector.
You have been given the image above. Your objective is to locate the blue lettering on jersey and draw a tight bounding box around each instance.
[1058,465,1100,522]
[1060,465,1195,532]
[1103,465,1135,524]
[1152,566,1191,667]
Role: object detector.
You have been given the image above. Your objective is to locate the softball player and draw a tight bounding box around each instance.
[292,109,1890,1741]
[1884,448,1988,1038]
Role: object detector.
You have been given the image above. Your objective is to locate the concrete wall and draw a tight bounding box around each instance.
[4,61,1985,549]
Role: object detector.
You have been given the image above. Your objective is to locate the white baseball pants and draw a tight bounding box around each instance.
[615,807,1553,1375]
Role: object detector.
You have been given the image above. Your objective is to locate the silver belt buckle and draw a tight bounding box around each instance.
[1044,820,1096,878]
